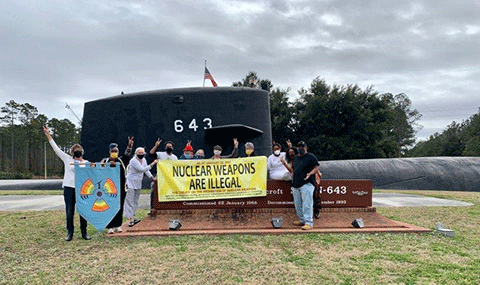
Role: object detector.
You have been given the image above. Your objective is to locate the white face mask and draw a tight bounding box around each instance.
[274,150,281,156]
[213,150,222,155]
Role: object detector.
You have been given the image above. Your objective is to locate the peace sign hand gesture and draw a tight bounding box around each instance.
[286,139,292,148]
[127,136,134,148]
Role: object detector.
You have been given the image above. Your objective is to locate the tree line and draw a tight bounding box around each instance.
[0,100,80,178]
[405,110,480,157]
[8,72,470,178]
[233,72,422,160]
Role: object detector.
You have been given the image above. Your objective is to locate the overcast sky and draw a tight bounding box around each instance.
[1,0,479,141]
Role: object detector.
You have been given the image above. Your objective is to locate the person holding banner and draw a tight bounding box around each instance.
[125,147,158,227]
[149,138,178,160]
[43,125,91,241]
[284,141,319,230]
[179,140,195,160]
[244,142,256,157]
[211,138,239,159]
[100,138,134,234]
[194,149,205,159]
[147,139,179,219]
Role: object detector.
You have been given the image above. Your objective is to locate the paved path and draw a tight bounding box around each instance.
[0,193,473,211]
[0,179,62,190]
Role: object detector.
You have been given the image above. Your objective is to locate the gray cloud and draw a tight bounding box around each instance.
[1,0,479,142]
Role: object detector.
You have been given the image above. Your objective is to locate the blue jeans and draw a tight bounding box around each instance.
[291,183,314,226]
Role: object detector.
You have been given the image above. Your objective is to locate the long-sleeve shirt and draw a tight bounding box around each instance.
[126,157,153,189]
[48,139,87,188]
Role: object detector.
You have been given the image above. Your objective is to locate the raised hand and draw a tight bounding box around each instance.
[233,138,238,147]
[187,140,192,146]
[42,126,52,140]
[155,138,162,147]
[128,136,134,148]
[286,139,292,148]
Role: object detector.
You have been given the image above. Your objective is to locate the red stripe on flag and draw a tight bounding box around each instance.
[204,67,218,87]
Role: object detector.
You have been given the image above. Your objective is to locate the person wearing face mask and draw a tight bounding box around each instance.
[147,138,178,219]
[43,125,91,241]
[125,147,158,227]
[100,137,134,234]
[179,140,195,160]
[194,149,205,159]
[284,141,319,231]
[211,138,239,159]
[268,142,291,181]
[244,142,256,157]
[149,138,178,161]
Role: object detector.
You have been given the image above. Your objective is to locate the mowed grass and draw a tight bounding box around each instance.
[0,191,479,285]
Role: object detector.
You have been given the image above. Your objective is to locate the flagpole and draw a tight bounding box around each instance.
[203,60,206,87]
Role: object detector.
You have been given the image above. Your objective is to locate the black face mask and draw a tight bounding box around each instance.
[137,154,145,159]
[165,147,173,154]
[197,155,204,159]
[298,148,306,155]
[73,150,82,158]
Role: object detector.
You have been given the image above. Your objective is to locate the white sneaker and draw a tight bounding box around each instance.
[107,228,115,235]
[115,227,123,233]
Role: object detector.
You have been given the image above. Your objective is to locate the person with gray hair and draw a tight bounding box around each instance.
[244,142,256,157]
[125,147,157,227]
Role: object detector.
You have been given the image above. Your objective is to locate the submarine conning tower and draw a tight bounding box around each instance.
[81,87,272,162]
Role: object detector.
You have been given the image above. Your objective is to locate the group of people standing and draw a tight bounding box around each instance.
[43,124,321,241]
[43,126,259,240]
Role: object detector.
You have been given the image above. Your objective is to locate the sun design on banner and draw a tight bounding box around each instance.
[80,178,118,212]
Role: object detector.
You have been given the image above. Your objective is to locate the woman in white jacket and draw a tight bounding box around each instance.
[125,147,157,227]
[43,126,91,241]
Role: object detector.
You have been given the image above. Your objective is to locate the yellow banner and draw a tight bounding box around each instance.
[157,157,267,201]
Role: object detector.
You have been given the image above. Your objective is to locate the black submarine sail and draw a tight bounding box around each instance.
[80,87,272,162]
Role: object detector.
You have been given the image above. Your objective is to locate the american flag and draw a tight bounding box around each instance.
[204,67,218,87]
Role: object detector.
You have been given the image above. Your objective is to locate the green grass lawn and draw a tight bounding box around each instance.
[1,190,479,284]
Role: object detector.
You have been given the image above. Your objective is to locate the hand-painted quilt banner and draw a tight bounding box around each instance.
[74,162,121,231]
[157,157,267,202]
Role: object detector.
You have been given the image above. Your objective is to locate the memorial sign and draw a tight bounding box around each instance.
[152,179,372,210]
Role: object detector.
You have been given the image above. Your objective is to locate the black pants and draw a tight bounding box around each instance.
[106,185,126,228]
[63,186,87,232]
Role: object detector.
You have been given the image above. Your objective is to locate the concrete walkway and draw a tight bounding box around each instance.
[0,193,473,211]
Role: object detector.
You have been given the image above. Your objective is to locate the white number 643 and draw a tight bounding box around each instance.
[174,118,212,133]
